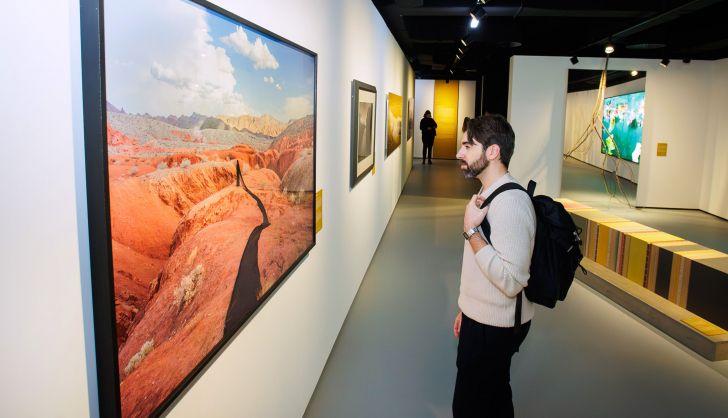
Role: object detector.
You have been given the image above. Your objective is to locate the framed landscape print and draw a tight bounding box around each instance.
[386,92,403,156]
[80,0,316,416]
[407,97,414,141]
[350,80,376,188]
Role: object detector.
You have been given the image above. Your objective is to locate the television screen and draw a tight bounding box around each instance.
[601,91,645,163]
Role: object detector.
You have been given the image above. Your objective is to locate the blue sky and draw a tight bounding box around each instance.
[104,0,315,122]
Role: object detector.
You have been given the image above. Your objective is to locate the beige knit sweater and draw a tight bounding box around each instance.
[458,172,537,327]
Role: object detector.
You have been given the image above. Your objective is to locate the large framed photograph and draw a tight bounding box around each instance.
[350,80,377,187]
[386,92,403,156]
[407,97,414,141]
[80,0,316,416]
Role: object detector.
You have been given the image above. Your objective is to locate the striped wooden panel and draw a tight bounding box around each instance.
[625,231,683,287]
[681,250,728,330]
[564,199,728,332]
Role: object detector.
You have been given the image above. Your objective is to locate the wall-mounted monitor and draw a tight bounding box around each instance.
[601,91,645,163]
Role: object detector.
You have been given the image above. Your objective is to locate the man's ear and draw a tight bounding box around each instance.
[486,144,501,161]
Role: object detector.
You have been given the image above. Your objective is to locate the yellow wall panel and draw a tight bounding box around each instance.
[433,80,459,159]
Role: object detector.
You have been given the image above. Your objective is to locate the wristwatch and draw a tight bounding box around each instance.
[463,227,479,240]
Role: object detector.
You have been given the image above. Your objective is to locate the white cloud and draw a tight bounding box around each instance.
[104,0,248,116]
[275,84,283,91]
[221,27,279,70]
[263,76,275,84]
[284,96,313,120]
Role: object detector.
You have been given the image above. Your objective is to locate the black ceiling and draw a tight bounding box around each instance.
[372,0,728,79]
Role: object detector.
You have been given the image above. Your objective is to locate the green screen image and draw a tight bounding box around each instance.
[601,91,645,163]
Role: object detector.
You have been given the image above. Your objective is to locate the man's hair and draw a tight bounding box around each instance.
[465,113,515,168]
[461,116,470,133]
[424,110,431,117]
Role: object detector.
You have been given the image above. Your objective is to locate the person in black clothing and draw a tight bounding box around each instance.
[419,110,437,164]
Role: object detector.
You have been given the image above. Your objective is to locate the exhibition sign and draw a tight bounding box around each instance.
[81,0,317,416]
[386,92,403,156]
[350,80,377,187]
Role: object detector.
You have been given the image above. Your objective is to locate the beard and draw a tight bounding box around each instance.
[460,153,489,178]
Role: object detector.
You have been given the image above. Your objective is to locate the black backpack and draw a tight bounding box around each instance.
[479,180,584,311]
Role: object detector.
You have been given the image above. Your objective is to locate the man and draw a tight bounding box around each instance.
[452,114,536,418]
[419,110,437,164]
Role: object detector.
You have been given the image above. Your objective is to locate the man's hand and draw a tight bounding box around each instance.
[464,194,488,232]
[453,311,462,338]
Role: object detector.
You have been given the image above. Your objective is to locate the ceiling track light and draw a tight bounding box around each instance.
[570,56,579,65]
[470,14,480,28]
[458,47,464,54]
[660,58,670,67]
[461,38,468,47]
[604,43,615,54]
[631,70,638,76]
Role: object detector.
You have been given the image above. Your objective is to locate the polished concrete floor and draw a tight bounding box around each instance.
[305,158,728,418]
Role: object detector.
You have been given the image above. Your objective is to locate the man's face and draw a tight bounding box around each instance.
[456,131,488,178]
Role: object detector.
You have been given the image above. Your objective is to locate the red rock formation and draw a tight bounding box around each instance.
[116,168,313,418]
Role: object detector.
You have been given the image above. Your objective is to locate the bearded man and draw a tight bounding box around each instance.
[452,114,536,418]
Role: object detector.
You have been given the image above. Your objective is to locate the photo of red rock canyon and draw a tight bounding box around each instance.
[107,106,314,417]
[99,1,317,415]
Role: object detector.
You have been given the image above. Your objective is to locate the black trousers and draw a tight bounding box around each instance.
[453,314,531,418]
[422,138,434,161]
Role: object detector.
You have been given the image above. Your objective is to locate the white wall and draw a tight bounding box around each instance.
[457,80,477,149]
[413,79,476,159]
[1,0,93,417]
[509,55,726,218]
[507,56,567,197]
[563,78,645,182]
[414,79,435,159]
[701,59,728,219]
[0,0,414,417]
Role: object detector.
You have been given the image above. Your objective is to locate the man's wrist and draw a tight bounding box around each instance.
[463,227,479,240]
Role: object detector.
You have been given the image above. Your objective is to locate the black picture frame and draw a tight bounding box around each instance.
[80,0,317,416]
[350,80,377,188]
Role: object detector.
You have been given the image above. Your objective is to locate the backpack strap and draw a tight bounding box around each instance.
[476,180,536,335]
[479,182,528,242]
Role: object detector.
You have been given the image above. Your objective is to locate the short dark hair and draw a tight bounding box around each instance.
[466,113,515,168]
[461,116,470,133]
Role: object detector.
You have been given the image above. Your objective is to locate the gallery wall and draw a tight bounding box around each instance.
[0,0,414,417]
[563,77,645,183]
[701,58,728,219]
[509,55,726,219]
[413,79,476,159]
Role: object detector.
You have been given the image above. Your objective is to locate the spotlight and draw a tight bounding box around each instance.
[461,38,468,47]
[631,70,638,76]
[458,47,464,54]
[660,58,670,67]
[449,69,454,75]
[604,43,615,54]
[469,14,480,29]
[570,56,579,65]
[455,54,461,61]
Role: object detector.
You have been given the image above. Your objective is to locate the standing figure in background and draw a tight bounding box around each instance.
[419,110,437,164]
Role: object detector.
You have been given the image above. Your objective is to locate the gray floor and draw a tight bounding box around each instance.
[305,159,728,418]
